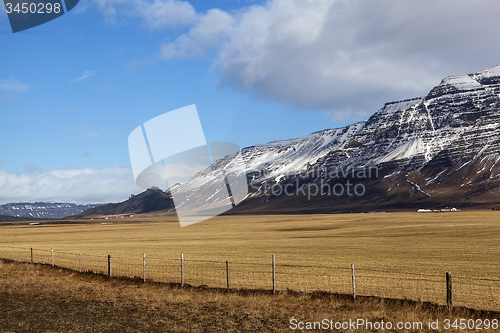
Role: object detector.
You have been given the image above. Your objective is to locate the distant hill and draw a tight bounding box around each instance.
[73,187,174,218]
[0,202,103,219]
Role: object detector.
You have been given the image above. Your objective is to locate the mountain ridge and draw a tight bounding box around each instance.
[76,66,500,218]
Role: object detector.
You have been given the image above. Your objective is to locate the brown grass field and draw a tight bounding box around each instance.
[0,211,499,331]
[0,259,498,332]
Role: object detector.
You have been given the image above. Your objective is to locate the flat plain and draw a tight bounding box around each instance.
[0,211,499,311]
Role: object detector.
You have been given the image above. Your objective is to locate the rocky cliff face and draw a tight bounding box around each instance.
[221,66,500,212]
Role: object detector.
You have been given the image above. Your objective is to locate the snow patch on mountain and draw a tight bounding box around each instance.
[376,138,426,163]
[442,75,483,91]
[475,65,500,79]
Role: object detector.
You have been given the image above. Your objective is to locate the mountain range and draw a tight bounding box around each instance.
[0,202,102,219]
[71,66,500,218]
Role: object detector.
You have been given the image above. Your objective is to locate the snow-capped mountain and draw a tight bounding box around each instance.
[77,65,500,218]
[181,65,500,213]
[0,202,103,219]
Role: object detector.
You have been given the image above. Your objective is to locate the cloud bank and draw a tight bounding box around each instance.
[0,166,142,204]
[157,0,500,119]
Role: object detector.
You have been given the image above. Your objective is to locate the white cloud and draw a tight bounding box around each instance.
[0,166,143,204]
[161,8,234,59]
[92,0,196,29]
[159,0,500,119]
[0,78,33,92]
[136,0,197,29]
[71,70,97,83]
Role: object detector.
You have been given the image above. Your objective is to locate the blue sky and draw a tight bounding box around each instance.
[1,0,499,203]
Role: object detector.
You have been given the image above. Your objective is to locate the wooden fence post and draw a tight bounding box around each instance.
[143,253,146,283]
[79,253,82,273]
[30,248,33,263]
[51,249,54,267]
[108,255,112,278]
[181,253,184,288]
[226,261,229,292]
[351,264,356,299]
[272,255,276,295]
[446,272,452,308]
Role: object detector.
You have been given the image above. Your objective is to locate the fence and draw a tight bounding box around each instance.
[0,245,498,312]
